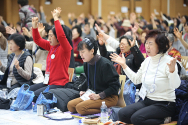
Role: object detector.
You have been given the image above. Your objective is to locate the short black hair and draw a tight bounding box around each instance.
[145,29,169,54]
[77,36,98,55]
[17,0,28,7]
[119,35,133,46]
[43,23,52,34]
[8,33,25,50]
[50,18,54,25]
[162,20,168,27]
[183,15,188,23]
[184,21,188,27]
[85,22,90,27]
[72,25,82,37]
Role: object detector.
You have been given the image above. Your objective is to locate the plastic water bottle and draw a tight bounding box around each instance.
[135,89,139,103]
[100,101,108,123]
[2,88,8,99]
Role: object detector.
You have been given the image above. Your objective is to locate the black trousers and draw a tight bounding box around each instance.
[118,97,176,125]
[29,83,65,102]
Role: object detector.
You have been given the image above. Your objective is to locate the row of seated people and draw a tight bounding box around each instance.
[0,7,184,125]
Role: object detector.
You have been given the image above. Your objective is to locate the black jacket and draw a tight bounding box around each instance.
[84,57,120,98]
[99,44,145,74]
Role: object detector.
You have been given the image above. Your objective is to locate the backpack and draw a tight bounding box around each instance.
[0,97,12,109]
[72,73,87,91]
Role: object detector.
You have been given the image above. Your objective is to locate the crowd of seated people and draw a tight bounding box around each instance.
[0,0,188,124]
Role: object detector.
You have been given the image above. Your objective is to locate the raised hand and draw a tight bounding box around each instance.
[51,7,61,20]
[151,13,155,19]
[0,32,2,38]
[97,33,105,46]
[6,26,16,34]
[110,53,127,69]
[32,17,39,29]
[68,13,72,18]
[174,28,182,39]
[167,56,177,73]
[131,23,139,34]
[22,27,31,37]
[14,59,20,69]
[38,23,45,33]
[95,24,102,34]
[129,35,136,47]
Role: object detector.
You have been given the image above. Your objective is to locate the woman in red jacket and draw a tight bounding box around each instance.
[30,7,72,102]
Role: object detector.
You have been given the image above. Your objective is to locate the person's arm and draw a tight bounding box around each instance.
[54,20,72,51]
[166,61,181,88]
[114,22,124,32]
[90,28,96,40]
[151,13,157,29]
[32,28,51,51]
[19,10,26,27]
[52,8,72,51]
[40,6,47,23]
[106,37,119,50]
[174,28,188,49]
[99,63,120,99]
[16,56,33,80]
[32,17,51,51]
[130,45,145,68]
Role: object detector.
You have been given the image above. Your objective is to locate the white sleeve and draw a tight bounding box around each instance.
[123,62,144,84]
[166,64,181,89]
[106,37,119,50]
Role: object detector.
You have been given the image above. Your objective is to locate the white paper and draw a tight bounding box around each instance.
[121,6,128,13]
[43,73,49,84]
[135,7,142,13]
[80,89,95,101]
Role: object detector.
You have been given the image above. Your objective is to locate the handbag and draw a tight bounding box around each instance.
[10,84,34,111]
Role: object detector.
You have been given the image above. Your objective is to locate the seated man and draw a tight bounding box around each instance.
[67,36,120,115]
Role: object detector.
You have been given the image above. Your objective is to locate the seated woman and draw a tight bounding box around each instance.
[0,33,34,92]
[110,30,181,125]
[67,37,120,115]
[72,25,83,67]
[167,33,181,61]
[30,7,72,102]
[96,24,145,75]
[139,31,147,53]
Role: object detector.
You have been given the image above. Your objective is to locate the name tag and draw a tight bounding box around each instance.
[80,89,95,101]
[139,85,147,100]
[7,78,12,88]
[43,72,50,85]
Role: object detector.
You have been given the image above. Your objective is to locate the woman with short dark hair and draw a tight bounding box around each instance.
[72,25,83,67]
[0,33,34,92]
[110,29,181,125]
[67,36,120,115]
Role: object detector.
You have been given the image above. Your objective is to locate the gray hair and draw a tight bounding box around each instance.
[167,33,174,43]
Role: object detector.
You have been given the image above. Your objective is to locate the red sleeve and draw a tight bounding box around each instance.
[114,23,124,32]
[54,20,72,51]
[32,28,51,51]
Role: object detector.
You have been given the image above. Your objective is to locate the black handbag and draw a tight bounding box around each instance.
[72,73,87,91]
[0,97,12,110]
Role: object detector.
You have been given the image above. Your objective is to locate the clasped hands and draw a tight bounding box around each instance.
[80,91,100,100]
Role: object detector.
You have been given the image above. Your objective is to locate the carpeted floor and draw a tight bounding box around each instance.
[0,109,80,125]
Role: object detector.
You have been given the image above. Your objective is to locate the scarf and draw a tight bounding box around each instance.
[113,51,131,75]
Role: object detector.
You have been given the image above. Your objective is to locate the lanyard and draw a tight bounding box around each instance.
[46,45,60,72]
[8,52,23,74]
[73,38,81,48]
[87,62,96,92]
[143,56,162,92]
